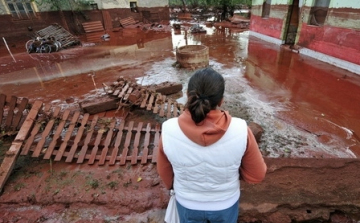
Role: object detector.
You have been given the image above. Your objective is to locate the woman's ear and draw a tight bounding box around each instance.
[218,97,224,107]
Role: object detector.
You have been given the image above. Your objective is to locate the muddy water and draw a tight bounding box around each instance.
[1,23,359,158]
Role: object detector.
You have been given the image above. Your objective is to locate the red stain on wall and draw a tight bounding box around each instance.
[250,15,283,39]
[297,23,360,65]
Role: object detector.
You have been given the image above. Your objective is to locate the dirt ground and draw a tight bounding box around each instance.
[1,17,360,222]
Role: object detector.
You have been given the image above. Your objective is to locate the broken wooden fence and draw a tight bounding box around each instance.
[0,94,29,137]
[0,100,161,190]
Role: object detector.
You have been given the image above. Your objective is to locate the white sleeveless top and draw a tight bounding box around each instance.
[162,117,248,211]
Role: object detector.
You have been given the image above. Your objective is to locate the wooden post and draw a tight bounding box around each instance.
[0,101,43,191]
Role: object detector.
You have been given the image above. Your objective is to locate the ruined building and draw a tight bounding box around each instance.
[0,0,169,39]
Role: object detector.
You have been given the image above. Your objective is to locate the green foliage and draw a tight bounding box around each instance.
[34,0,94,11]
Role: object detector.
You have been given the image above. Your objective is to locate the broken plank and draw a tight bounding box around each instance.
[88,122,106,165]
[146,93,155,111]
[109,120,125,165]
[77,115,99,164]
[54,111,81,161]
[0,101,43,191]
[43,109,71,159]
[120,121,134,165]
[166,99,172,119]
[13,97,29,130]
[0,94,6,129]
[151,123,161,163]
[65,113,90,163]
[21,104,51,156]
[4,96,17,131]
[140,92,149,108]
[141,123,151,164]
[98,118,116,165]
[32,107,61,157]
[131,122,143,165]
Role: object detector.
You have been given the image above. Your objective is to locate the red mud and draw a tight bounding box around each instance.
[1,20,360,222]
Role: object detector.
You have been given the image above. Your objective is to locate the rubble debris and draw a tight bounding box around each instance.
[79,78,184,115]
[120,17,138,27]
[82,21,105,33]
[79,97,119,115]
[25,24,80,54]
[190,24,206,33]
[148,81,183,95]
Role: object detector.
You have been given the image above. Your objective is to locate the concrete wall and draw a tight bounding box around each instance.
[250,0,360,72]
[250,0,289,40]
[297,1,360,66]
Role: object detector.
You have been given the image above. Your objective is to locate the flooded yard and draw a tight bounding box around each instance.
[1,22,359,158]
[1,20,360,223]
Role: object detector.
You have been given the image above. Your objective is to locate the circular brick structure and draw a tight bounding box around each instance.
[176,45,209,70]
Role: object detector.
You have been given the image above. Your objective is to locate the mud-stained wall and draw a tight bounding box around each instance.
[297,5,360,65]
[250,0,360,66]
[0,6,169,43]
[250,3,289,40]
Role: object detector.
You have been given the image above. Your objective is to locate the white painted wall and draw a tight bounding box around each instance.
[330,1,360,9]
[303,0,360,8]
[92,0,168,9]
[137,0,168,7]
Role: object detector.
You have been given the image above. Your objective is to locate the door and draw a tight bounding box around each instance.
[284,0,300,45]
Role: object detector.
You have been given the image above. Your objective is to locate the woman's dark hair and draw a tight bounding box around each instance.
[185,67,225,124]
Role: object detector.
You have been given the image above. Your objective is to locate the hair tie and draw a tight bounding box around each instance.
[198,94,209,100]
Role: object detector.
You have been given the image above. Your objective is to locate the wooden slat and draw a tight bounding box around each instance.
[98,118,116,165]
[173,102,178,117]
[179,104,184,114]
[141,123,151,164]
[0,94,6,128]
[147,93,155,110]
[153,94,162,114]
[0,101,42,191]
[131,122,143,164]
[54,111,81,161]
[65,113,90,163]
[102,10,113,31]
[21,104,51,156]
[140,92,149,108]
[159,98,166,117]
[4,96,17,131]
[82,21,104,33]
[109,120,125,165]
[77,115,99,163]
[120,17,137,27]
[32,107,61,157]
[152,124,160,163]
[119,83,129,99]
[13,97,29,130]
[166,99,172,119]
[120,121,134,165]
[88,122,106,165]
[123,86,133,101]
[43,109,71,159]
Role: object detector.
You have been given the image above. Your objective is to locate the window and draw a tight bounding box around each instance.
[309,0,330,26]
[130,2,138,13]
[6,0,36,20]
[262,0,271,18]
